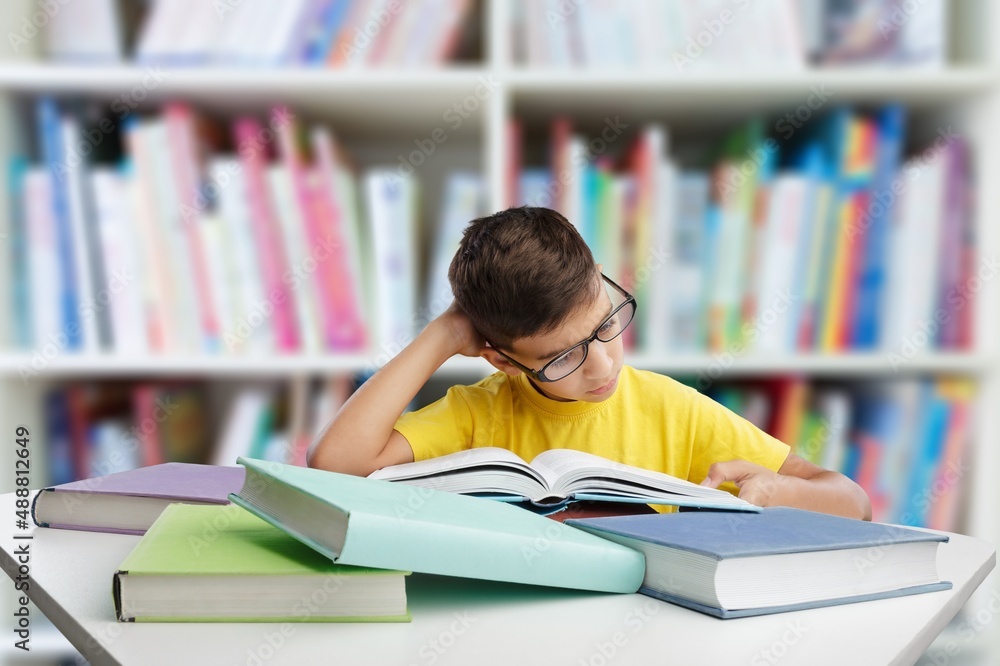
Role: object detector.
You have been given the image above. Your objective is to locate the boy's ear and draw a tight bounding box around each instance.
[481,349,522,377]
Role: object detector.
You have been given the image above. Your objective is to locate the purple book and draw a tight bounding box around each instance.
[31,463,246,536]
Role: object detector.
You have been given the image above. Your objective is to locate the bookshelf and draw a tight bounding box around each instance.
[0,0,998,662]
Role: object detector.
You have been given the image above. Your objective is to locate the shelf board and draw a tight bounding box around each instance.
[0,354,496,378]
[0,64,993,97]
[509,68,1000,119]
[626,353,994,377]
[0,352,989,378]
[0,64,492,90]
[506,67,998,94]
[0,64,491,136]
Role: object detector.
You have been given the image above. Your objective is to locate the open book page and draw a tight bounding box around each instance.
[367,447,549,498]
[530,449,752,507]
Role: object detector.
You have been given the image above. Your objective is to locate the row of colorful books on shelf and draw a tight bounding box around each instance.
[9,98,485,359]
[698,376,973,531]
[40,375,354,487]
[42,0,475,67]
[513,0,947,70]
[513,104,974,355]
[31,454,953,621]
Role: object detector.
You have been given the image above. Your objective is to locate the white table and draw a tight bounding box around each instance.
[0,491,994,666]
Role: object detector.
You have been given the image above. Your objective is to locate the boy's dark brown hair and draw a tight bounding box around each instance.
[448,206,598,350]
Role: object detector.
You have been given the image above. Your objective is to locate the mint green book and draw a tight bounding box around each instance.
[229,457,646,593]
[113,503,411,622]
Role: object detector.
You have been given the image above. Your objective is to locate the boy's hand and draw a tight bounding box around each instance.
[436,301,488,358]
[699,459,786,507]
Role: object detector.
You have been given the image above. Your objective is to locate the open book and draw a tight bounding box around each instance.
[367,448,758,514]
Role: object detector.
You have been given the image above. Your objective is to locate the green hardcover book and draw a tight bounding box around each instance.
[229,457,646,594]
[112,503,411,622]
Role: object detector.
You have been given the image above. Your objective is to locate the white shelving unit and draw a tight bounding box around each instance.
[0,1,997,662]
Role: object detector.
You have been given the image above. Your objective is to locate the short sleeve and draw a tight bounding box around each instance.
[393,386,477,462]
[683,387,791,492]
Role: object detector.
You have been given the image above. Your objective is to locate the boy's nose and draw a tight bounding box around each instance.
[584,341,614,377]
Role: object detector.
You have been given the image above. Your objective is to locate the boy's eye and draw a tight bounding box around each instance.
[549,354,572,369]
[599,317,617,334]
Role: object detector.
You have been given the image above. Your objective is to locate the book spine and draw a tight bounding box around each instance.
[91,168,148,356]
[165,103,220,353]
[37,98,83,352]
[25,169,60,353]
[311,128,367,350]
[119,143,170,353]
[234,116,300,352]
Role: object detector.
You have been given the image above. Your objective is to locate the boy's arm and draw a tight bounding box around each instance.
[700,454,872,521]
[307,304,486,477]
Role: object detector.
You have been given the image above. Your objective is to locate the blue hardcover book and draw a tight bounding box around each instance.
[567,507,951,619]
[852,104,906,348]
[36,97,82,351]
[8,156,32,349]
[900,382,951,527]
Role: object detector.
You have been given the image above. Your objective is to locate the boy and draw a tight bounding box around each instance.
[309,207,871,520]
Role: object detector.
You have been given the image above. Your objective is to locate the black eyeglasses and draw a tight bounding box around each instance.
[488,274,636,383]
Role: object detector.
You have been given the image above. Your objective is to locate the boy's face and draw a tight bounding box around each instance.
[490,279,625,403]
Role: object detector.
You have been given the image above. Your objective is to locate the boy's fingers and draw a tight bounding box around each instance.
[699,460,751,487]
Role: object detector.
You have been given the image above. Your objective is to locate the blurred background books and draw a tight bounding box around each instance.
[0,0,997,663]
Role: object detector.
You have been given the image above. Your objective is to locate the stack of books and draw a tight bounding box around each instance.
[33,456,954,622]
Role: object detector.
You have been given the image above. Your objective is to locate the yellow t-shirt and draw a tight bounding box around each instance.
[393,365,790,507]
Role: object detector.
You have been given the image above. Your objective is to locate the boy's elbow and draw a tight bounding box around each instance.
[305,439,375,477]
[306,443,329,471]
[306,437,346,474]
[856,483,873,522]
